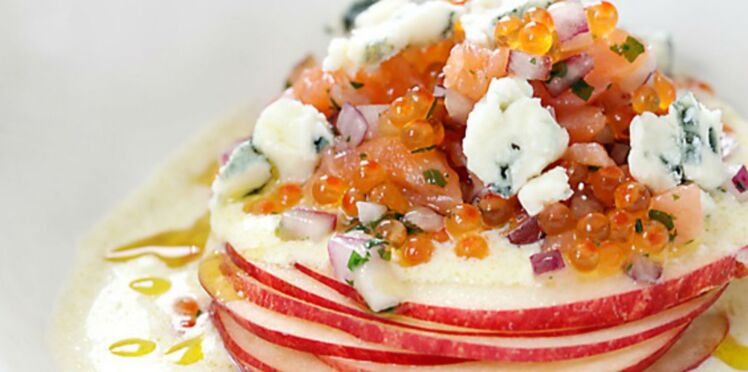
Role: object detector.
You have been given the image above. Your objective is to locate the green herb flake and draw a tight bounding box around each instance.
[350,81,365,89]
[648,209,675,230]
[548,61,568,81]
[610,36,646,63]
[669,229,678,242]
[411,145,436,154]
[635,219,644,233]
[377,247,391,261]
[530,57,537,65]
[359,153,368,160]
[423,169,447,188]
[365,238,388,249]
[571,79,594,101]
[330,97,341,111]
[425,98,438,119]
[672,193,681,201]
[345,279,354,286]
[346,250,369,271]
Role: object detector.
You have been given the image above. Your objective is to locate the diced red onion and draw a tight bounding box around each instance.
[508,51,552,81]
[619,52,656,93]
[530,249,565,275]
[545,53,594,97]
[433,84,447,98]
[721,133,738,159]
[626,254,663,284]
[608,142,631,166]
[327,233,370,283]
[356,202,387,224]
[404,207,445,233]
[278,208,337,241]
[356,105,388,132]
[444,88,474,126]
[732,165,748,194]
[336,103,369,149]
[549,0,590,43]
[508,216,544,245]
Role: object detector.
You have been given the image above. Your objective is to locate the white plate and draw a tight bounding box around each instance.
[0,1,745,371]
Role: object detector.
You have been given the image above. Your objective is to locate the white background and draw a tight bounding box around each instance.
[0,0,746,371]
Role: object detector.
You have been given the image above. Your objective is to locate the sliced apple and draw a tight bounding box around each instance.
[213,301,689,372]
[211,255,723,363]
[644,312,730,372]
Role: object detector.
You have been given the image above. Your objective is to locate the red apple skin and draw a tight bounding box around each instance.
[225,244,603,338]
[211,306,280,372]
[211,255,723,363]
[288,246,748,332]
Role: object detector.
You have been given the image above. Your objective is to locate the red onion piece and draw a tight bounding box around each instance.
[549,0,590,43]
[444,88,474,125]
[356,105,388,131]
[404,207,445,233]
[356,202,387,224]
[732,165,748,194]
[336,103,369,149]
[278,208,337,241]
[545,53,594,97]
[530,250,565,275]
[626,254,663,284]
[508,51,552,81]
[508,216,544,245]
[327,233,370,283]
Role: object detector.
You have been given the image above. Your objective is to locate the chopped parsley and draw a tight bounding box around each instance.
[359,152,368,160]
[350,81,365,89]
[330,97,341,111]
[423,169,447,187]
[530,57,537,65]
[635,219,644,233]
[345,279,354,286]
[346,250,370,271]
[425,98,438,119]
[377,247,391,261]
[571,79,594,101]
[648,209,675,230]
[610,36,646,63]
[365,238,388,249]
[411,145,436,154]
[672,193,681,201]
[548,61,568,81]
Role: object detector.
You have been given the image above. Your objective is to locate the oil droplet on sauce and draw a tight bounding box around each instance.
[109,338,157,357]
[128,277,171,296]
[166,335,204,365]
[105,213,210,267]
[714,335,748,370]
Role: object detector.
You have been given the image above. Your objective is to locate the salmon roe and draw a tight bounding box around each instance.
[312,174,347,205]
[523,7,554,28]
[369,182,410,213]
[352,159,387,193]
[342,188,365,217]
[375,219,408,247]
[538,203,575,235]
[588,166,627,207]
[597,240,628,274]
[494,16,523,46]
[569,239,600,272]
[518,21,554,55]
[576,212,610,244]
[445,203,483,237]
[477,193,518,227]
[613,181,651,212]
[586,1,618,37]
[245,198,281,214]
[632,85,660,114]
[570,189,604,219]
[400,235,435,266]
[455,234,489,259]
[608,209,636,242]
[401,120,436,151]
[277,183,303,208]
[653,72,676,111]
[542,230,576,255]
[383,88,434,128]
[634,220,669,254]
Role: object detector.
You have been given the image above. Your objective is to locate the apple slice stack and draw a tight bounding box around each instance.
[199,244,747,371]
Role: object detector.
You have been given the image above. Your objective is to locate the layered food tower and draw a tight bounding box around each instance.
[200,0,748,370]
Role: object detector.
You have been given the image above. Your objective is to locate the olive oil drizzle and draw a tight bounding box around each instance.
[165,335,205,366]
[714,335,748,370]
[109,338,157,357]
[128,277,172,296]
